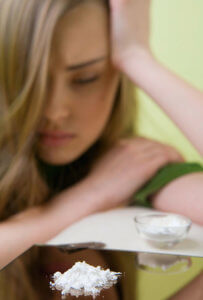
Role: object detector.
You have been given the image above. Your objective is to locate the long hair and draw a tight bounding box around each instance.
[0,0,135,298]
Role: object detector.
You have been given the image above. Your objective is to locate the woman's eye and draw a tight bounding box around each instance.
[73,75,100,85]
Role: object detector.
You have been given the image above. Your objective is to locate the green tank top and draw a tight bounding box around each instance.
[133,162,203,207]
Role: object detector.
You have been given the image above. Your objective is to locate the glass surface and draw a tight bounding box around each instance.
[1,245,202,300]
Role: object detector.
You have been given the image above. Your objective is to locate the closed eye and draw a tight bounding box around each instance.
[73,75,101,85]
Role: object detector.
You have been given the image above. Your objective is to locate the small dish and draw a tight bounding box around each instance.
[134,213,192,248]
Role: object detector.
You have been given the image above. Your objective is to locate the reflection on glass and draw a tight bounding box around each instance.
[135,252,192,275]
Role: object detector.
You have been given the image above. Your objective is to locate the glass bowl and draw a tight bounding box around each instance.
[134,213,192,248]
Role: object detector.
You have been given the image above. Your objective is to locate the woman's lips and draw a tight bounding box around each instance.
[38,132,76,147]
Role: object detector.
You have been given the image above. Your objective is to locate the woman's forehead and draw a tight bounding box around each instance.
[51,1,109,68]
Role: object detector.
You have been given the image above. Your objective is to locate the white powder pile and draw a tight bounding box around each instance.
[50,261,121,299]
[142,215,190,235]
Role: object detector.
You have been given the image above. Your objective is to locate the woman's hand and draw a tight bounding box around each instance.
[109,0,151,67]
[86,137,183,211]
[109,0,203,155]
[109,0,203,156]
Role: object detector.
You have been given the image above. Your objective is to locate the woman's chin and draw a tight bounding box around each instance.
[36,151,79,166]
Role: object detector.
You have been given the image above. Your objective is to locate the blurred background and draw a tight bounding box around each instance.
[135,1,203,299]
[136,0,203,164]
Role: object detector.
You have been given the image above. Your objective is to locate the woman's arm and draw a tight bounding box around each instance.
[0,137,182,270]
[110,0,203,155]
[0,180,100,270]
[151,172,203,225]
[118,49,203,155]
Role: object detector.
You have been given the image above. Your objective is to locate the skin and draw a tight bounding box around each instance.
[36,2,121,298]
[0,0,183,271]
[0,4,202,300]
[37,0,120,165]
[32,3,188,299]
[110,0,203,155]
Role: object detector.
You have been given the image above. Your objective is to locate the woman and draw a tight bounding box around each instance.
[0,0,202,299]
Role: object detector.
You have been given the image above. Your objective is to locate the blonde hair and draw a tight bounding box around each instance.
[0,0,135,298]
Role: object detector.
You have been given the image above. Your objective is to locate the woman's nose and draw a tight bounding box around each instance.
[43,80,71,122]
